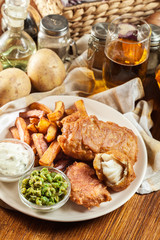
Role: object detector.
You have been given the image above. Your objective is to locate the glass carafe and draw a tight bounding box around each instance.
[0,0,36,72]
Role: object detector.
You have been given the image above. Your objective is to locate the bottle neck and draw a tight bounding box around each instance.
[2,1,29,31]
[7,20,24,37]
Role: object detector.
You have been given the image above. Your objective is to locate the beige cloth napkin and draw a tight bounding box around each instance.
[0,34,160,201]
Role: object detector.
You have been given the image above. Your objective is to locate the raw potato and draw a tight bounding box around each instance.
[0,62,3,71]
[145,12,160,27]
[27,48,66,92]
[0,68,31,107]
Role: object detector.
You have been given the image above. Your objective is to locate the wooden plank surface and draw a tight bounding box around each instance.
[0,191,160,240]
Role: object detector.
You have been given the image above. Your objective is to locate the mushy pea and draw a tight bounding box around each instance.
[21,168,68,206]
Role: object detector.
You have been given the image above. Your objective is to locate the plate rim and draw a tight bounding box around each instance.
[0,95,148,222]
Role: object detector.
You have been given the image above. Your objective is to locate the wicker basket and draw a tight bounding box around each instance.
[34,0,160,40]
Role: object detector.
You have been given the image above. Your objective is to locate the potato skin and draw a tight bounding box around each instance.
[0,68,31,106]
[27,49,66,92]
[0,62,3,71]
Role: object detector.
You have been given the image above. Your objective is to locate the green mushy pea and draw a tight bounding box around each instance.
[21,168,68,206]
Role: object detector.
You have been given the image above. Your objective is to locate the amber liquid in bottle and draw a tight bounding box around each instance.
[103,39,148,88]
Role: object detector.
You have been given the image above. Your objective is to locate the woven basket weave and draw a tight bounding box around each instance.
[34,0,160,40]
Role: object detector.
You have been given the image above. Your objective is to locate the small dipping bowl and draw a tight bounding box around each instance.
[18,166,71,212]
[0,138,35,182]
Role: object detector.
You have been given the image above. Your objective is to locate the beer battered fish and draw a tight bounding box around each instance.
[65,161,111,209]
[93,150,136,192]
[58,115,138,165]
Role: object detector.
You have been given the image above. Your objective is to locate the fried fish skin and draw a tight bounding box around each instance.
[58,115,138,165]
[65,162,111,209]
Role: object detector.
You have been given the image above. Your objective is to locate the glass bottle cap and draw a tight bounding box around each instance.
[150,24,160,46]
[40,14,69,36]
[3,0,29,28]
[5,0,29,19]
[91,22,108,41]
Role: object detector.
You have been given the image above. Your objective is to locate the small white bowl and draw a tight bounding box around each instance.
[0,138,35,182]
[18,166,71,212]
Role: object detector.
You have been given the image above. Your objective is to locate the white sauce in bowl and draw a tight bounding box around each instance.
[0,142,31,176]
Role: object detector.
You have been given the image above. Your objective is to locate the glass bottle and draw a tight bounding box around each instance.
[38,14,77,62]
[1,4,41,42]
[87,22,108,93]
[0,0,37,72]
[147,24,160,75]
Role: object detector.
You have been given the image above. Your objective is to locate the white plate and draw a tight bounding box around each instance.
[0,95,147,222]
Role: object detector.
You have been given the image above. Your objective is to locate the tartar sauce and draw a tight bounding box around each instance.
[0,142,30,176]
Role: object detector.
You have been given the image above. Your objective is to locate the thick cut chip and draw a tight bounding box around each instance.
[9,126,20,140]
[15,117,31,145]
[19,110,45,119]
[74,99,88,117]
[39,140,61,166]
[29,117,40,125]
[29,102,52,114]
[27,123,38,133]
[45,123,57,142]
[36,117,51,134]
[47,101,65,122]
[32,133,48,158]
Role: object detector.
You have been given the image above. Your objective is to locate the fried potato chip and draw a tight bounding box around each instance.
[39,140,61,166]
[19,110,45,119]
[29,117,40,125]
[27,123,38,133]
[9,126,20,140]
[47,101,65,122]
[65,108,76,116]
[45,123,57,142]
[29,102,52,114]
[15,117,31,145]
[34,154,40,167]
[74,100,88,117]
[32,133,48,158]
[36,117,51,134]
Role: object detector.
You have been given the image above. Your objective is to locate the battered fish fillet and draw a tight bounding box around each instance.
[93,150,136,192]
[58,115,138,165]
[65,161,111,209]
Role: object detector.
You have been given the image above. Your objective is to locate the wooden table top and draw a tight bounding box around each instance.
[0,1,160,239]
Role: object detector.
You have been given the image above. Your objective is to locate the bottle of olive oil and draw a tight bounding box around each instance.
[0,0,36,72]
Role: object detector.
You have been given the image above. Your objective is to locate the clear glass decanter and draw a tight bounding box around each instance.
[0,0,36,72]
